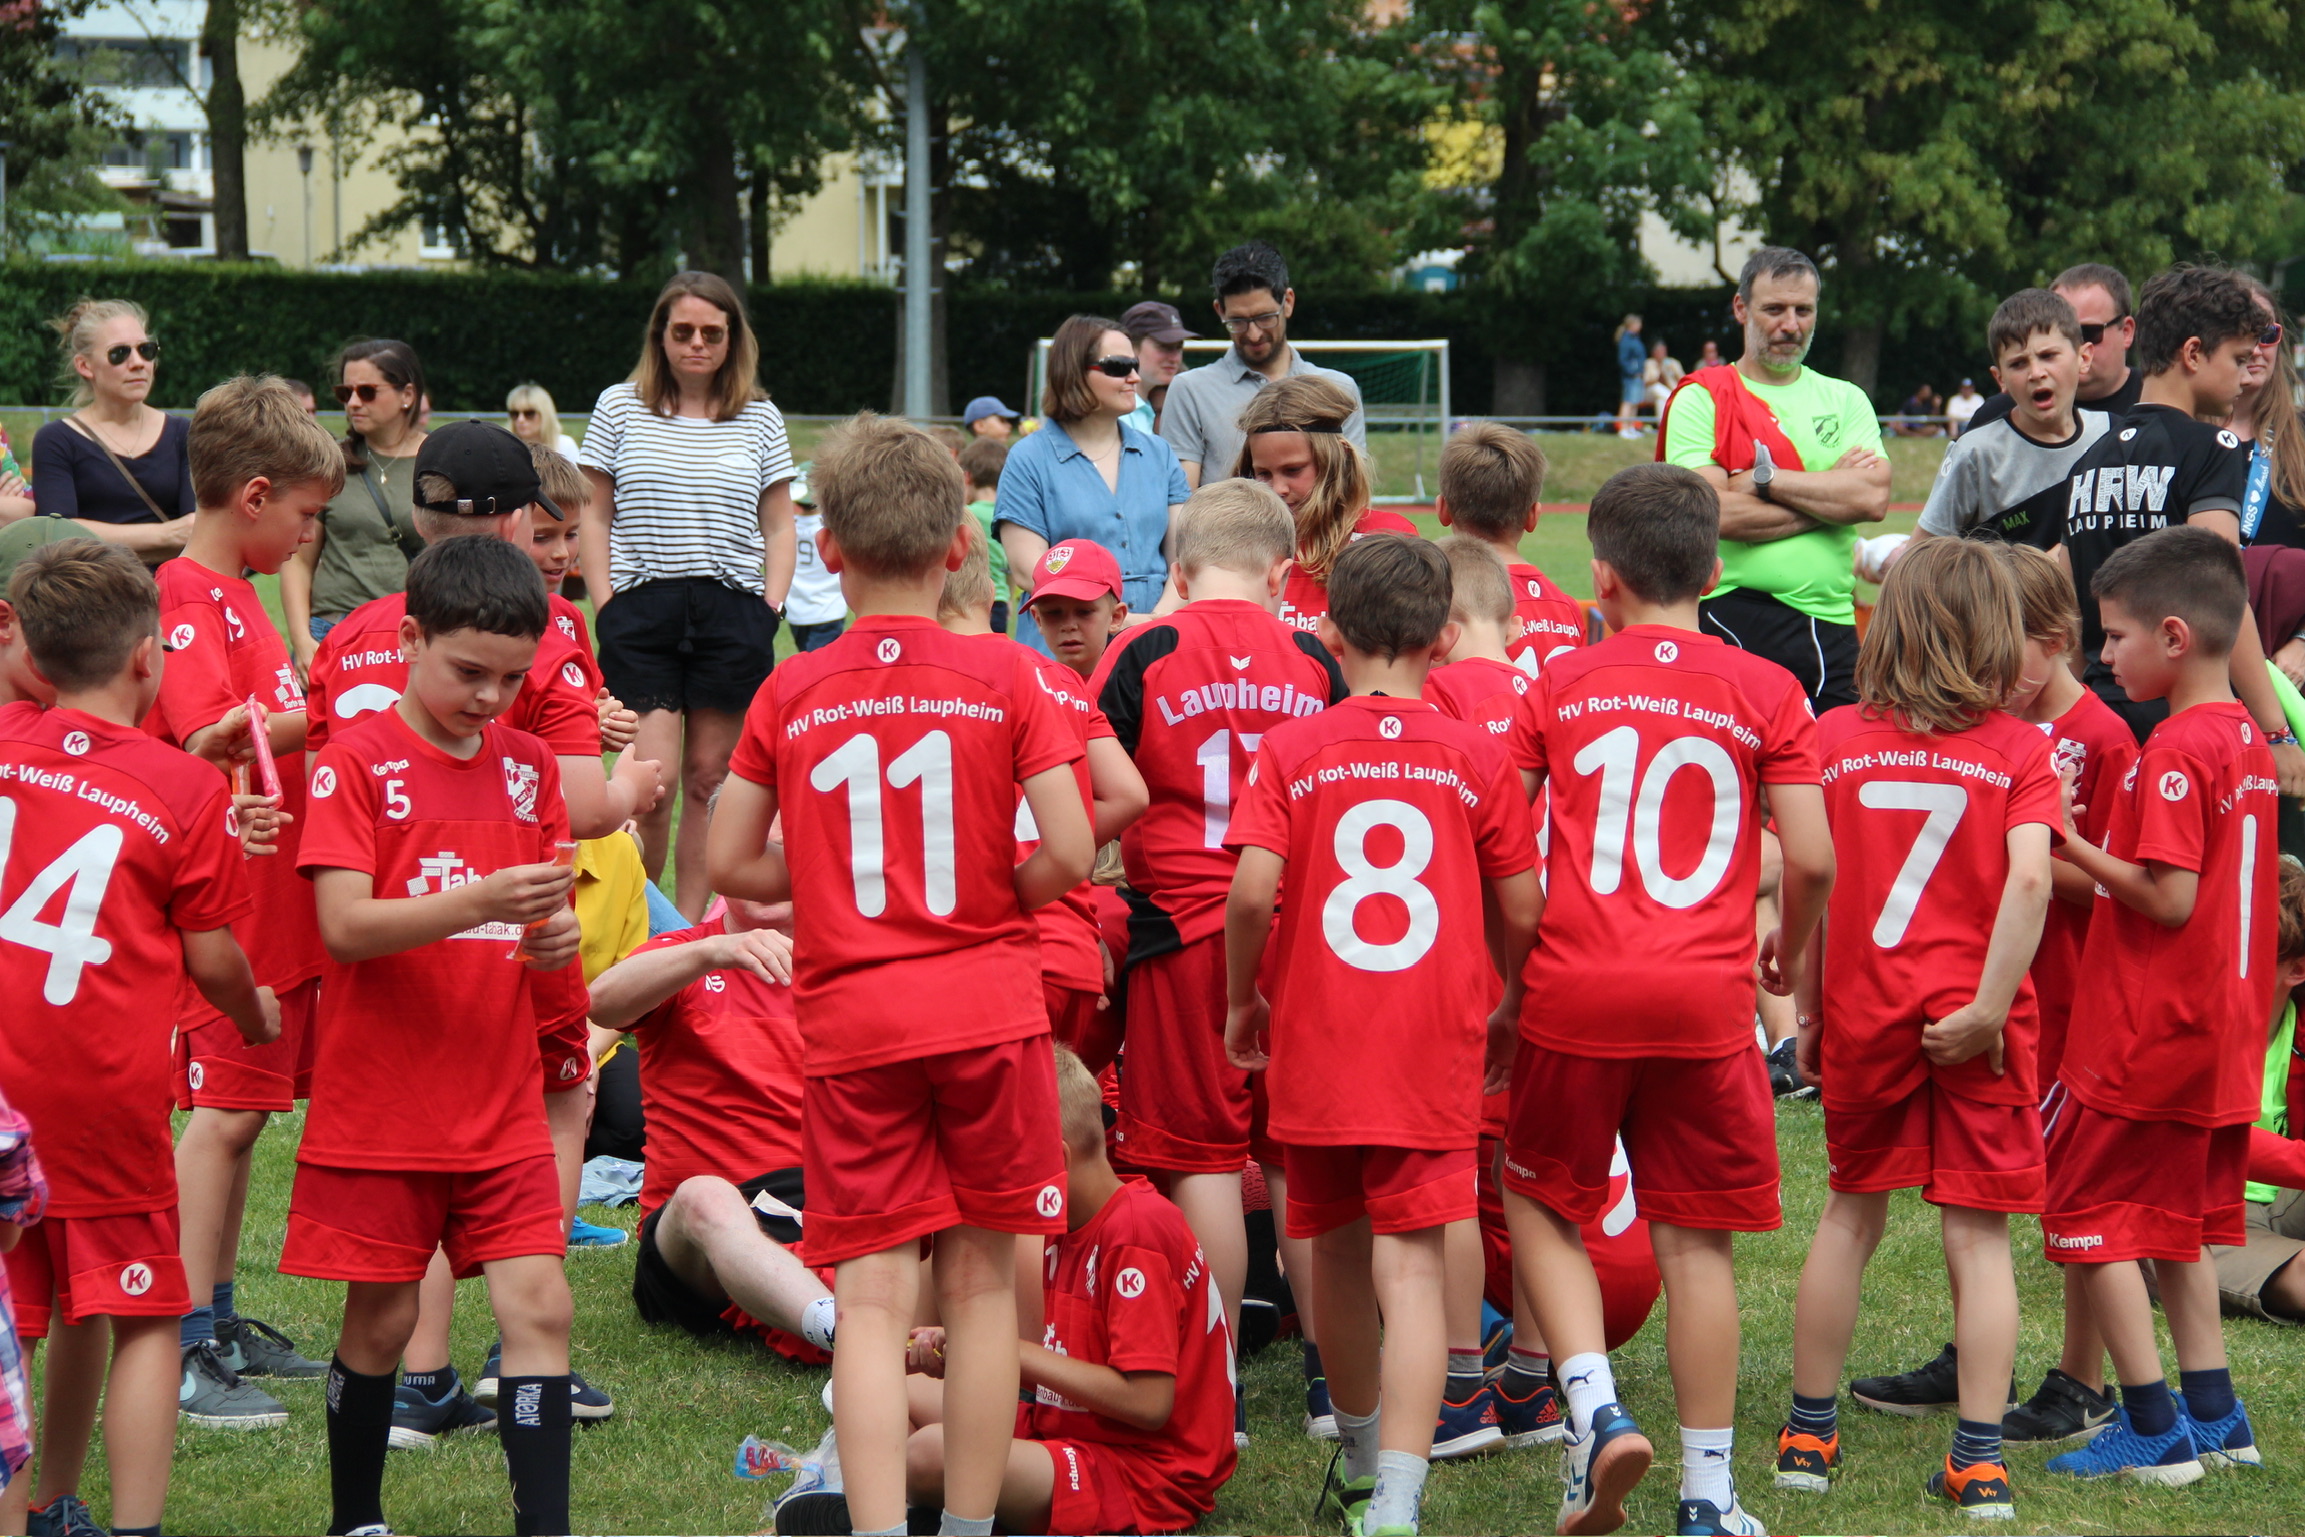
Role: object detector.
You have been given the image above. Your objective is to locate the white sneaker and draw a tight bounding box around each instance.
[1558,1403,1652,1535]
[1674,1494,1765,1535]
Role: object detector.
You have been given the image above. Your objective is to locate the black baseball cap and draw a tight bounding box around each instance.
[413,419,565,521]
[1121,300,1198,345]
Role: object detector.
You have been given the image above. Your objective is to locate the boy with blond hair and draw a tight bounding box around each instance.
[1433,422,1585,677]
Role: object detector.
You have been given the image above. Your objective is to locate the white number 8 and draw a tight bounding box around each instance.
[1322,799,1439,973]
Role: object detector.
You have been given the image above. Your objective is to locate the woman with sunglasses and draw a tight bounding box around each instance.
[577,270,797,918]
[507,381,581,459]
[280,339,430,677]
[994,314,1191,656]
[25,298,194,559]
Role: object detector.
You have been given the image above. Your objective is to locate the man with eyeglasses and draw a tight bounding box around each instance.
[1157,242,1366,489]
[1965,263,2145,433]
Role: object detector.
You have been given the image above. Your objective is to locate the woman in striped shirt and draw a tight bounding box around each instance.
[578,271,798,916]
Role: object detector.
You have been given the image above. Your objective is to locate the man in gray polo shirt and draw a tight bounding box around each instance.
[1158,241,1366,487]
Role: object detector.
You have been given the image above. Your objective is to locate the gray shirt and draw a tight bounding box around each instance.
[1157,346,1367,481]
[1916,410,2112,546]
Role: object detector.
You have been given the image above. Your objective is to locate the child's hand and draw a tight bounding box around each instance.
[715,927,793,985]
[191,703,259,774]
[2056,761,2085,843]
[234,792,287,856]
[1223,994,1270,1072]
[597,693,640,753]
[612,747,667,814]
[520,907,581,971]
[478,860,578,926]
[1922,1002,2005,1073]
[241,986,283,1047]
[1099,939,1115,1006]
[1756,926,1793,995]
[907,1326,949,1379]
[1482,996,1518,1096]
[1795,1014,1823,1091]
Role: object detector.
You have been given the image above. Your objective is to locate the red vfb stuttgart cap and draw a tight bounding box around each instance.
[1026,539,1123,606]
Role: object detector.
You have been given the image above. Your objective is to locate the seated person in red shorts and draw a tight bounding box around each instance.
[2042,526,2278,1485]
[586,882,838,1362]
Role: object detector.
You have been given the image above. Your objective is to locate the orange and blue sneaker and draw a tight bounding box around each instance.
[1497,1374,1568,1448]
[1772,1424,1840,1492]
[1433,1380,1505,1459]
[1927,1455,2017,1520]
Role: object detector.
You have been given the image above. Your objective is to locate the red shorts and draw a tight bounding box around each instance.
[1045,981,1121,1077]
[802,1033,1066,1265]
[539,1008,590,1093]
[2042,1098,2249,1264]
[1825,1082,2045,1212]
[281,1155,566,1282]
[1016,1406,1146,1536]
[1283,1144,1478,1238]
[175,975,320,1111]
[4,1210,190,1338]
[1112,935,1279,1174]
[1502,1044,1780,1231]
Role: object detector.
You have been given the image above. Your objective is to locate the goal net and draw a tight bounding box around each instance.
[1026,337,1451,503]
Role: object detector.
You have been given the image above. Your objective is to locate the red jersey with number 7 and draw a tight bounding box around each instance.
[1507,625,1819,1059]
[1228,697,1536,1147]
[727,615,1082,1076]
[1090,599,1345,952]
[1815,705,2061,1111]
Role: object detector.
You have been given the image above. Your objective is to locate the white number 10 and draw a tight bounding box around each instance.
[809,730,956,917]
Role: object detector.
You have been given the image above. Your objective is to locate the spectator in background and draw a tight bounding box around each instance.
[1159,241,1366,487]
[579,270,798,918]
[281,339,429,672]
[957,437,1013,633]
[1642,338,1685,421]
[1613,313,1646,437]
[1895,382,1944,436]
[783,463,848,653]
[282,379,318,415]
[1965,263,2145,433]
[25,298,193,560]
[1122,299,1199,436]
[1944,377,1986,436]
[962,396,1020,442]
[996,313,1190,654]
[508,381,581,459]
[1694,338,1726,371]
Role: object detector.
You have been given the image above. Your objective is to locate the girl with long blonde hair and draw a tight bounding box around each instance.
[1233,375,1415,633]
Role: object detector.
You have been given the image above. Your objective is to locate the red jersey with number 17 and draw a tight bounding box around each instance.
[728,616,1082,1076]
[1507,562,1588,678]
[1507,626,1820,1059]
[1815,706,2061,1111]
[1228,697,1536,1147]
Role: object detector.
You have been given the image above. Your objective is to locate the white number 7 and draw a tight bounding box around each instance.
[1859,779,1968,948]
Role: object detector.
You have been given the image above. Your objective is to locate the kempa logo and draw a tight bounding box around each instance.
[1035,1184,1064,1219]
[1654,640,1679,664]
[311,765,338,798]
[1379,715,1402,740]
[877,637,902,664]
[1114,1266,1147,1299]
[2160,770,2190,802]
[119,1262,154,1296]
[61,730,90,756]
[2047,1231,2104,1251]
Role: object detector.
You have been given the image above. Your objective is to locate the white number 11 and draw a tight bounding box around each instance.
[809,730,956,917]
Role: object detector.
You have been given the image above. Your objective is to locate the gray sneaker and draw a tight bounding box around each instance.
[180,1339,288,1429]
[217,1314,327,1379]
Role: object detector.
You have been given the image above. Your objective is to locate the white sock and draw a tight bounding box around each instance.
[1558,1353,1618,1439]
[1366,1450,1429,1532]
[1336,1404,1381,1483]
[1680,1424,1736,1508]
[798,1294,836,1351]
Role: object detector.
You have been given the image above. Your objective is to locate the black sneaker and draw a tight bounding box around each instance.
[1851,1343,2018,1417]
[1767,1037,1815,1099]
[2004,1368,2117,1444]
[217,1314,327,1379]
[388,1374,497,1450]
[26,1493,105,1537]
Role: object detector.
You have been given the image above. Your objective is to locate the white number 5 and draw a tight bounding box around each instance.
[1858,779,1968,948]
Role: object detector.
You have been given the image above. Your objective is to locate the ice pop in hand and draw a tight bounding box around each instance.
[512,840,582,961]
[245,694,282,800]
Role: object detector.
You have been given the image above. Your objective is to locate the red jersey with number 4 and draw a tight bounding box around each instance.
[1423,657,1530,740]
[2027,689,2138,1085]
[2064,701,2277,1128]
[1508,625,1820,1059]
[1507,562,1588,678]
[1091,599,1345,950]
[1029,1176,1237,1532]
[307,592,599,759]
[1816,706,2061,1110]
[0,704,249,1214]
[728,616,1082,1076]
[623,918,804,1217]
[1229,697,1536,1148]
[1277,512,1421,635]
[1009,646,1111,994]
[297,708,567,1170]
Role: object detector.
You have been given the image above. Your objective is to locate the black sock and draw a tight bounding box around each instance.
[499,1374,573,1537]
[401,1365,452,1401]
[114,1526,161,1537]
[324,1357,396,1537]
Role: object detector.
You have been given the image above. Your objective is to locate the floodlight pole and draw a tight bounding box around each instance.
[901,16,932,422]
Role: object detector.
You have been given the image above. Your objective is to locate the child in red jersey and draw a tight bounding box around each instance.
[2040,525,2278,1487]
[291,536,583,1537]
[1023,538,1130,680]
[1235,378,1417,635]
[707,413,1093,1537]
[0,542,277,1537]
[1775,539,2058,1520]
[1089,479,1346,1362]
[1504,463,1831,1537]
[143,376,344,1423]
[1432,421,1586,677]
[1225,535,1540,1535]
[873,1048,1238,1537]
[1423,537,1532,737]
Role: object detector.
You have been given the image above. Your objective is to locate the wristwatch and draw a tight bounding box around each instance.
[1750,441,1778,502]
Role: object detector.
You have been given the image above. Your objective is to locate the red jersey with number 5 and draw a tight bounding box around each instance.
[1816,706,2061,1110]
[728,616,1082,1076]
[1228,697,1535,1147]
[2026,689,2137,1085]
[2064,701,2277,1127]
[1507,625,1819,1058]
[0,704,249,1214]
[1507,562,1588,678]
[1090,599,1345,951]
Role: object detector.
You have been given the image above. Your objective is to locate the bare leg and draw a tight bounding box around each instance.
[652,1177,830,1336]
[672,707,743,918]
[1941,1207,2018,1426]
[337,1281,423,1380]
[834,1246,924,1535]
[630,710,683,887]
[2155,1253,2226,1376]
[932,1226,1020,1527]
[1170,1172,1247,1345]
[1014,1235,1044,1346]
[401,1249,457,1376]
[174,1107,268,1323]
[1790,1190,1888,1400]
[1312,1222,1380,1421]
[2057,1266,2107,1390]
[101,1317,181,1530]
[482,1254,573,1379]
[2075,1261,2164,1387]
[31,1317,107,1509]
[1442,1217,1484,1358]
[1504,1189,1604,1364]
[1371,1228,1449,1457]
[905,1425,1057,1534]
[1652,1223,1740,1430]
[545,1086,591,1227]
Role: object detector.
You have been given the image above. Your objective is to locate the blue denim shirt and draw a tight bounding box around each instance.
[993,419,1191,652]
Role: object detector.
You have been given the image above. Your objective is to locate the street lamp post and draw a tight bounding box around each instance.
[297,143,314,266]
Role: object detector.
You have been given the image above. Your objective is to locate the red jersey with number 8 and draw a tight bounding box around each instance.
[728,616,1082,1076]
[1507,625,1820,1059]
[1815,706,2061,1110]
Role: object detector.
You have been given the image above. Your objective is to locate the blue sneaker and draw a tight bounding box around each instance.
[1432,1379,1505,1460]
[2184,1398,2262,1470]
[2045,1405,2203,1486]
[1480,1299,1514,1378]
[1557,1402,1652,1535]
[1495,1374,1568,1448]
[1306,1371,1339,1440]
[568,1216,626,1248]
[26,1493,104,1537]
[1674,1494,1764,1535]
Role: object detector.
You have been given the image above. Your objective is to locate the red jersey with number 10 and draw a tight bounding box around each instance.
[728,616,1082,1076]
[1508,626,1819,1058]
[1815,706,2061,1110]
[1507,562,1588,678]
[1228,697,1536,1147]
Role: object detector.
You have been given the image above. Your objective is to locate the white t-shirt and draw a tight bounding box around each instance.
[786,510,847,624]
[576,382,794,596]
[1945,391,1986,434]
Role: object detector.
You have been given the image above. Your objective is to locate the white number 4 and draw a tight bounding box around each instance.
[0,796,123,1004]
[1859,780,1968,948]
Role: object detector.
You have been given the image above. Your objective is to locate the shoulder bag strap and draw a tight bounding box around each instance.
[64,414,174,522]
[361,455,425,559]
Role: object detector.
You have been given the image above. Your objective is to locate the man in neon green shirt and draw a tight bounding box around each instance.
[1662,246,1891,710]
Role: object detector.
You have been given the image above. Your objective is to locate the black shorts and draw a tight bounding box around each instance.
[1699,587,1858,713]
[631,1167,805,1338]
[596,576,779,716]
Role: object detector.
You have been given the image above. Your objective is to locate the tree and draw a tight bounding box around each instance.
[198,0,247,258]
[0,0,124,253]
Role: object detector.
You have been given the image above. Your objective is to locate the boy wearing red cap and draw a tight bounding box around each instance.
[1024,539,1130,680]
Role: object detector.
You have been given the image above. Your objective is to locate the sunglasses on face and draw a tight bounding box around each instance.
[333,382,397,404]
[1091,356,1141,379]
[2259,322,2285,347]
[105,341,160,366]
[510,408,539,419]
[667,323,728,346]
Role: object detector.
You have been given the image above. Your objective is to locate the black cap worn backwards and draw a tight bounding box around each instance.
[413,419,566,521]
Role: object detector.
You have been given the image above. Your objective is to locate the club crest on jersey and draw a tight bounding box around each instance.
[118,1262,154,1296]
[503,757,540,821]
[2051,737,2086,777]
[703,973,727,993]
[169,623,195,652]
[561,661,585,689]
[224,606,246,641]
[1114,1266,1146,1300]
[2123,762,2139,791]
[2159,770,2190,802]
[876,637,902,664]
[557,615,578,640]
[61,730,90,756]
[1044,546,1074,573]
[1379,714,1403,740]
[311,765,338,798]
[1654,640,1679,664]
